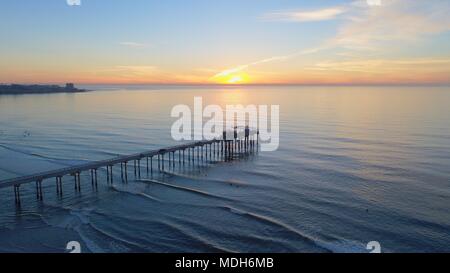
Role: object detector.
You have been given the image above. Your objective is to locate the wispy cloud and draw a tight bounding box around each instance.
[211,46,328,81]
[304,57,450,84]
[96,65,159,80]
[263,0,450,49]
[213,56,290,78]
[211,49,317,80]
[119,42,148,48]
[212,0,450,83]
[310,58,450,73]
[263,7,346,22]
[93,65,207,84]
[366,0,382,6]
[334,0,450,50]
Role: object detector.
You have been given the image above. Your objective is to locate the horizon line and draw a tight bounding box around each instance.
[2,82,450,87]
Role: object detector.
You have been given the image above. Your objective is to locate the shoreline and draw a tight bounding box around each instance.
[0,83,88,95]
[0,90,88,95]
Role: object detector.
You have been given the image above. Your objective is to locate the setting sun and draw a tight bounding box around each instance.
[212,72,249,84]
[227,75,243,84]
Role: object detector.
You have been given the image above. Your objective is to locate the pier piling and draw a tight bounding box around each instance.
[14,185,21,204]
[56,176,63,196]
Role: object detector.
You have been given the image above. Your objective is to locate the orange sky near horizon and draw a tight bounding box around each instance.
[1,0,449,86]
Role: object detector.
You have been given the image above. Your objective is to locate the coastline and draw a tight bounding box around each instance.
[0,83,88,95]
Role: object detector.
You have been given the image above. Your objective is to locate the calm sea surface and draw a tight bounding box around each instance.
[0,86,449,253]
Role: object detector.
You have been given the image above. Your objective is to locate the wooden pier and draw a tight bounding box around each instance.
[1,129,259,205]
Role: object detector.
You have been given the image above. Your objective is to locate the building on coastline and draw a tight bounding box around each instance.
[0,83,85,94]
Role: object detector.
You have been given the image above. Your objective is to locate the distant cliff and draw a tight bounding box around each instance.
[0,83,86,94]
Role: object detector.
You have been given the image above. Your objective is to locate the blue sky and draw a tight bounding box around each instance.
[1,0,449,84]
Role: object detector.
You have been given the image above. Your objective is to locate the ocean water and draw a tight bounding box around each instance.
[0,85,449,253]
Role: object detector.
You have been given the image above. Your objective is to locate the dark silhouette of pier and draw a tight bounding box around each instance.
[0,128,259,205]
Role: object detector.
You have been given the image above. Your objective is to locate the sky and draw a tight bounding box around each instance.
[0,0,449,85]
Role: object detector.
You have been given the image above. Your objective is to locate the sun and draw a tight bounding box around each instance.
[213,73,249,84]
[227,75,244,84]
